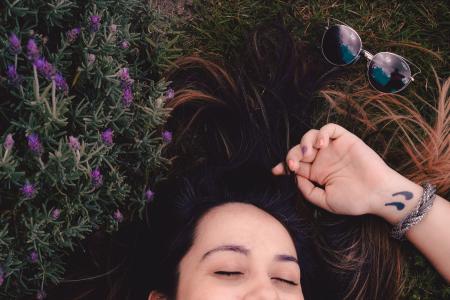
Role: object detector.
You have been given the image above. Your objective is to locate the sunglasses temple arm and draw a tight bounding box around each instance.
[411,64,422,79]
[402,57,422,80]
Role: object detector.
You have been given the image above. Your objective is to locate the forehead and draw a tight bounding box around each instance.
[193,202,297,256]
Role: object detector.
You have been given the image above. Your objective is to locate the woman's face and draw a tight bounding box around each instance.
[152,202,304,299]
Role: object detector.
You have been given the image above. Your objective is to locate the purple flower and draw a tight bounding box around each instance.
[27,39,40,61]
[34,57,44,68]
[6,65,17,78]
[66,27,81,43]
[29,251,39,263]
[27,133,43,155]
[117,68,129,80]
[8,33,21,55]
[162,130,172,143]
[122,86,133,107]
[21,180,37,199]
[101,128,114,146]
[89,15,102,32]
[165,88,175,100]
[51,208,61,220]
[36,290,47,300]
[145,189,155,203]
[90,167,103,188]
[120,40,129,49]
[117,68,133,86]
[3,133,14,151]
[6,65,22,86]
[54,72,68,92]
[113,209,123,223]
[87,53,96,65]
[68,136,80,151]
[34,57,55,80]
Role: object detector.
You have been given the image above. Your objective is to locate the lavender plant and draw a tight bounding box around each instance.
[0,0,179,298]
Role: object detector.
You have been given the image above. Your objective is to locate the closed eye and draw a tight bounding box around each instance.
[272,277,298,286]
[215,272,298,286]
[215,271,243,276]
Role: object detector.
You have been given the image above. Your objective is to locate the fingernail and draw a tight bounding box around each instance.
[288,159,294,170]
[289,159,299,171]
[301,146,307,155]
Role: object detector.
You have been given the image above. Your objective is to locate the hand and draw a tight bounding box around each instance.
[272,123,397,216]
[272,123,450,282]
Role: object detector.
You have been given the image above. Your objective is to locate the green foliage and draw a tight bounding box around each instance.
[0,0,179,298]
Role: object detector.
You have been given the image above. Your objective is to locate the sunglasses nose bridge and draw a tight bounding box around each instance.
[361,49,374,61]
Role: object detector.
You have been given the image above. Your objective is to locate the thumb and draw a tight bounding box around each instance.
[296,175,331,212]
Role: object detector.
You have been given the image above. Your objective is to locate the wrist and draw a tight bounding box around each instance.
[369,168,423,225]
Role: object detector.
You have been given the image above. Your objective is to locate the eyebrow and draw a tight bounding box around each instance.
[275,254,299,265]
[201,244,249,261]
[200,244,299,266]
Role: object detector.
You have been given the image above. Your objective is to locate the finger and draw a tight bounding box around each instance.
[272,162,287,176]
[299,129,319,163]
[314,131,329,149]
[285,144,303,172]
[295,161,312,179]
[296,176,331,212]
[272,160,312,179]
[314,123,349,148]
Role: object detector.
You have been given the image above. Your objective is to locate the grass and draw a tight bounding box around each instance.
[166,0,450,299]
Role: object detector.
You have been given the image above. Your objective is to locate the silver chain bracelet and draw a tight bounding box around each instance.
[391,182,437,240]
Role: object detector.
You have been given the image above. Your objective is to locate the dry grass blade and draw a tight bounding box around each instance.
[318,72,449,195]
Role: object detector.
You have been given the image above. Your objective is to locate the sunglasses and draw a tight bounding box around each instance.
[320,20,421,93]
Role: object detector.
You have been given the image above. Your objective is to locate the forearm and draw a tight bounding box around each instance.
[370,168,450,282]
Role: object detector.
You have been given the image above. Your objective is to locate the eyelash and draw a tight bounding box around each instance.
[214,271,298,286]
[215,271,242,276]
[274,277,298,286]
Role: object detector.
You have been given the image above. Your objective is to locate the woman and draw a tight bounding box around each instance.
[135,24,450,299]
[47,24,449,300]
[141,123,450,300]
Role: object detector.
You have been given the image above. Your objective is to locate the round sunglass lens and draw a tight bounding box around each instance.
[322,25,362,66]
[368,52,412,93]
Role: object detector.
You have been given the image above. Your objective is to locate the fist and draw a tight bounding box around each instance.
[272,123,394,216]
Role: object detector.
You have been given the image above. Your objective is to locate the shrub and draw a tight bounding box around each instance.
[0,0,177,298]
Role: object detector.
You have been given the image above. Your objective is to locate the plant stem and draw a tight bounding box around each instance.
[38,157,45,169]
[2,149,10,162]
[33,65,40,101]
[52,79,56,117]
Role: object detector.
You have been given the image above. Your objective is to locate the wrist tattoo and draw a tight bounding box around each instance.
[384,190,414,211]
[392,191,413,200]
[385,202,405,210]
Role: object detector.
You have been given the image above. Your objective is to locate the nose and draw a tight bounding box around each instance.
[243,278,280,300]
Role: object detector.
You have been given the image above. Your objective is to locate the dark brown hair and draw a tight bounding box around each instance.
[158,23,408,300]
[42,22,433,300]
